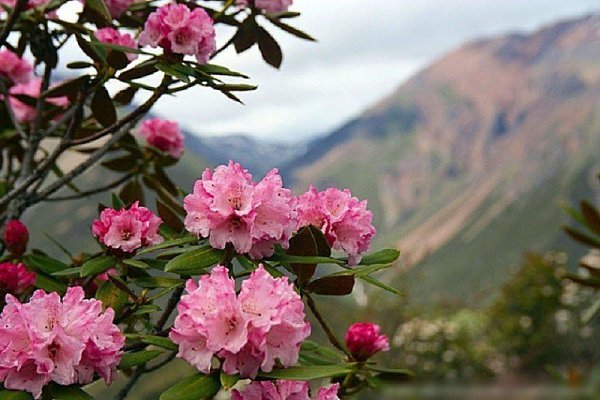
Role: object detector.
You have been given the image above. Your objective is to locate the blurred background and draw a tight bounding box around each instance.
[27,1,600,398]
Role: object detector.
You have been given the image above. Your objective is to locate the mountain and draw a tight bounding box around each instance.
[284,14,600,305]
[186,134,306,177]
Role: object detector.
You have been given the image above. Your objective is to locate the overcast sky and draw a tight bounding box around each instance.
[144,1,600,142]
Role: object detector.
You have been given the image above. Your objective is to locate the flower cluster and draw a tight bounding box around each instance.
[3,219,29,255]
[237,0,293,14]
[184,161,295,258]
[232,381,340,400]
[8,78,69,123]
[139,3,216,64]
[0,50,32,84]
[0,262,35,295]
[295,186,376,265]
[137,118,184,158]
[0,287,124,399]
[92,201,163,253]
[0,0,50,11]
[345,322,389,361]
[95,28,138,61]
[170,265,310,378]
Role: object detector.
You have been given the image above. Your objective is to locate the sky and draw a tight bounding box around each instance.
[113,1,600,141]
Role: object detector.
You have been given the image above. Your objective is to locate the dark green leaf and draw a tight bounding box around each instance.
[233,18,258,53]
[307,275,355,296]
[137,236,198,255]
[287,225,331,286]
[220,371,239,390]
[132,276,183,288]
[120,179,144,205]
[119,350,163,369]
[156,200,184,232]
[76,34,105,63]
[122,259,149,269]
[106,50,130,70]
[257,27,282,68]
[84,0,111,23]
[119,61,158,81]
[23,254,69,274]
[581,200,600,236]
[47,383,94,400]
[132,304,161,315]
[266,17,316,41]
[113,86,138,105]
[563,226,600,248]
[359,274,403,296]
[66,61,93,69]
[0,389,33,400]
[34,273,67,294]
[368,366,414,382]
[159,373,221,400]
[91,86,117,127]
[101,156,137,172]
[164,247,224,275]
[43,75,89,99]
[51,267,82,277]
[358,249,400,265]
[80,255,116,277]
[258,364,355,380]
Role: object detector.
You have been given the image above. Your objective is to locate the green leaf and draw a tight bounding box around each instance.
[113,86,138,105]
[80,255,116,277]
[233,18,258,53]
[91,86,117,127]
[122,259,149,269]
[132,304,161,315]
[119,60,158,81]
[92,41,149,55]
[111,192,124,209]
[23,254,69,274]
[142,335,178,351]
[220,371,239,390]
[257,27,282,68]
[367,366,414,382]
[266,16,316,41]
[258,364,354,380]
[358,249,400,265]
[106,50,129,70]
[359,274,403,296]
[119,350,163,369]
[195,64,248,78]
[157,199,184,232]
[96,280,128,314]
[84,0,111,23]
[159,373,221,400]
[51,267,82,277]
[102,156,137,172]
[581,200,600,236]
[157,62,191,83]
[76,35,105,63]
[307,275,355,296]
[137,236,198,255]
[132,276,183,288]
[43,75,89,100]
[34,273,67,294]
[0,390,33,400]
[329,264,392,278]
[164,247,224,275]
[47,384,94,400]
[563,226,600,248]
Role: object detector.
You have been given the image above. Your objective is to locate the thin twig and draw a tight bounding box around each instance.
[0,0,27,50]
[0,80,27,140]
[305,294,351,357]
[44,173,133,201]
[153,285,184,334]
[115,366,145,400]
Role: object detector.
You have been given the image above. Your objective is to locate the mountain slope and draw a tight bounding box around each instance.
[285,14,600,304]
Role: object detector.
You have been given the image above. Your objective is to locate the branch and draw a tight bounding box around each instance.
[115,366,144,400]
[0,0,27,50]
[305,294,351,357]
[43,172,133,201]
[0,80,27,140]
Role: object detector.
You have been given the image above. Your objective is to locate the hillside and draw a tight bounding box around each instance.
[284,14,600,304]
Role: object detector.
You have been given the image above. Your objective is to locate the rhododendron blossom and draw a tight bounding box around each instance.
[92,201,163,252]
[232,381,340,400]
[0,0,51,11]
[95,28,138,61]
[2,219,29,255]
[170,265,310,378]
[184,161,295,257]
[0,287,124,399]
[8,78,69,123]
[236,0,293,13]
[104,0,134,18]
[295,186,376,265]
[0,262,35,294]
[345,322,389,361]
[139,3,216,63]
[137,118,184,158]
[0,50,32,84]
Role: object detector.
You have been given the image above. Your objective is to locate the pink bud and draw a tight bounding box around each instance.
[3,219,29,255]
[345,322,390,361]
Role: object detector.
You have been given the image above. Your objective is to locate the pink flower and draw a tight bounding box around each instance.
[0,287,124,399]
[0,0,51,11]
[170,265,310,378]
[92,201,163,253]
[344,322,389,361]
[0,50,32,84]
[104,0,134,18]
[2,219,29,255]
[232,381,340,400]
[137,118,184,158]
[315,384,341,400]
[8,78,69,123]
[236,0,292,13]
[95,28,138,61]
[139,3,216,63]
[295,186,376,265]
[184,162,295,257]
[0,262,35,294]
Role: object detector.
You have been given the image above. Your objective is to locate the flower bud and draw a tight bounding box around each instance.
[3,219,29,255]
[345,322,390,361]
